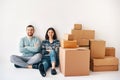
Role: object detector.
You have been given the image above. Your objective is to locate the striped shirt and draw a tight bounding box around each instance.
[41,39,60,56]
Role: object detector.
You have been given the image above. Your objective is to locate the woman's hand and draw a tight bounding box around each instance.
[46,50,51,53]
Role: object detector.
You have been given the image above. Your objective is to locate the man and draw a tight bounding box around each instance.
[10,25,42,69]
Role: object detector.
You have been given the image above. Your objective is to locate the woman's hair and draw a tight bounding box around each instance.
[45,27,57,40]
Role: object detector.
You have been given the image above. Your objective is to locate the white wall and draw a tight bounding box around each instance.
[0,0,120,61]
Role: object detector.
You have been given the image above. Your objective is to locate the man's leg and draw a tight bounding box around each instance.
[10,55,29,68]
[26,53,42,69]
[27,53,42,64]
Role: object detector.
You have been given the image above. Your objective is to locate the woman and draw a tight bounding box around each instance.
[39,27,60,77]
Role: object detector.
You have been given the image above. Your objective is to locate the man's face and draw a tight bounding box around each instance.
[26,27,34,37]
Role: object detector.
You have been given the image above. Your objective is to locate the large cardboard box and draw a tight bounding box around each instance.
[90,40,106,59]
[61,40,78,48]
[59,47,90,76]
[74,24,82,30]
[90,56,119,71]
[105,47,115,57]
[71,30,95,46]
[64,34,74,41]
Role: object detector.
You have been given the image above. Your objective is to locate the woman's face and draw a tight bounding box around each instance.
[47,30,54,38]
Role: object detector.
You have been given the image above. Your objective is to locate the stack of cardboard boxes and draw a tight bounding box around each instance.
[59,24,119,76]
[90,40,119,71]
[72,24,95,47]
[60,33,90,76]
[71,24,119,72]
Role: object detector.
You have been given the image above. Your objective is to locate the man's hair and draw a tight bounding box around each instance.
[45,27,57,40]
[26,25,34,30]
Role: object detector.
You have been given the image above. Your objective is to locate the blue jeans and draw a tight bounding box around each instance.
[42,50,59,71]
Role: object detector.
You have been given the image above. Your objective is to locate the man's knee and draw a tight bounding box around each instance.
[10,55,17,63]
[36,53,42,58]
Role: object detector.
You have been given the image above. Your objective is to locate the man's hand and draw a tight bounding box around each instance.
[34,43,39,48]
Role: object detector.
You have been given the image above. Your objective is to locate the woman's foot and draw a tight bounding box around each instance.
[51,69,57,75]
[38,63,46,77]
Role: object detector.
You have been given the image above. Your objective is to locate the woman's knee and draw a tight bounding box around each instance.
[50,50,56,56]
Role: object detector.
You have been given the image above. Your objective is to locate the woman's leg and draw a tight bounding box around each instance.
[49,50,57,75]
[49,50,56,68]
[38,56,51,77]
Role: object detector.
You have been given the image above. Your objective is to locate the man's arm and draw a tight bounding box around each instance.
[19,38,31,54]
[25,37,41,53]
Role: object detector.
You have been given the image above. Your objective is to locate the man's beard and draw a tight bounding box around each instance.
[27,33,33,36]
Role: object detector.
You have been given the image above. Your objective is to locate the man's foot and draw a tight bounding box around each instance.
[38,63,46,77]
[51,69,57,75]
[32,63,39,69]
[14,64,22,68]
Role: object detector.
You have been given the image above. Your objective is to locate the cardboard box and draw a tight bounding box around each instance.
[92,65,118,71]
[74,24,82,30]
[78,39,89,47]
[90,56,119,71]
[71,30,95,46]
[64,34,74,41]
[90,40,106,59]
[59,47,90,76]
[105,47,115,57]
[93,56,119,66]
[72,30,95,39]
[61,40,78,48]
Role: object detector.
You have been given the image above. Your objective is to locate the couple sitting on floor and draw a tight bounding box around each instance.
[10,25,60,77]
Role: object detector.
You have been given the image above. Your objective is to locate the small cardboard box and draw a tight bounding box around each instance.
[90,56,119,71]
[64,34,74,41]
[89,39,106,59]
[105,47,115,57]
[74,24,82,30]
[59,47,90,76]
[61,40,78,48]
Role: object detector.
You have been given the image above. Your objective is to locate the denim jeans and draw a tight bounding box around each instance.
[42,50,59,71]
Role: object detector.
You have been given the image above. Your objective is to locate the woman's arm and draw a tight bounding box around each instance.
[54,40,60,54]
[41,41,49,55]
